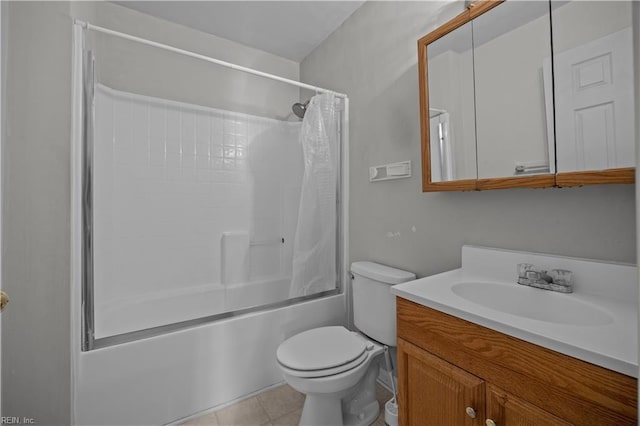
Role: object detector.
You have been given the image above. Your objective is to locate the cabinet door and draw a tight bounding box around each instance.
[486,384,573,426]
[398,338,485,426]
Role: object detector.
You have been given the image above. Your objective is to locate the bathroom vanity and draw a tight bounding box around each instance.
[391,246,638,425]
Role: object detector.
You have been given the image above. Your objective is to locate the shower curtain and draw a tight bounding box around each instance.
[289,93,338,297]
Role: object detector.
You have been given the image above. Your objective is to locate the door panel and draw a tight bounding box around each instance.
[398,338,485,426]
[554,27,634,172]
[486,384,573,426]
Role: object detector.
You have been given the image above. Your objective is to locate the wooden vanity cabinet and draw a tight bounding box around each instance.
[401,339,485,425]
[397,298,637,426]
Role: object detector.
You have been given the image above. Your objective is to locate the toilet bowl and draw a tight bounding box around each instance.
[277,326,384,426]
[276,262,416,426]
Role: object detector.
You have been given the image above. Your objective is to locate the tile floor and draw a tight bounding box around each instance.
[181,383,392,426]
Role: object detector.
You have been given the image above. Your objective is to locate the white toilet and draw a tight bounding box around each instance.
[276,261,416,426]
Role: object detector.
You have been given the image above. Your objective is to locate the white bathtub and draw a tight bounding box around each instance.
[94,277,294,339]
[75,292,345,425]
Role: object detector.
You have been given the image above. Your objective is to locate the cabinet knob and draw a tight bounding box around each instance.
[465,407,477,418]
[486,420,497,426]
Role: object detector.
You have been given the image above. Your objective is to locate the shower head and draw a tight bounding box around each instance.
[292,100,310,119]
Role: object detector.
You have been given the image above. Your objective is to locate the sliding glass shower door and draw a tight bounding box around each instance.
[80,28,343,349]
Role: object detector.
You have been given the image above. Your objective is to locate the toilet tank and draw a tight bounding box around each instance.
[351,262,416,346]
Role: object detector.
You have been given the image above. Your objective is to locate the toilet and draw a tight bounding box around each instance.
[276,261,416,426]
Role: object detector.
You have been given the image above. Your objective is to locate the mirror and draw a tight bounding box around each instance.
[418,0,635,192]
[473,1,554,179]
[551,0,635,173]
[427,21,476,182]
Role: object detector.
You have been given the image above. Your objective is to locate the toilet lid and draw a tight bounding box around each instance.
[279,351,369,379]
[277,326,367,372]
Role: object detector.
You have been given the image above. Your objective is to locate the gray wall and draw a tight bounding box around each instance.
[2,2,72,424]
[301,1,636,282]
[71,2,300,120]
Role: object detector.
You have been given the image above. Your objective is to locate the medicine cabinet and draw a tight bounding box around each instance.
[419,0,636,192]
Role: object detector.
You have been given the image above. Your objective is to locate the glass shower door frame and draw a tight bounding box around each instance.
[76,46,348,352]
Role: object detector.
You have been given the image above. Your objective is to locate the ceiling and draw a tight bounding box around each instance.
[115,1,365,62]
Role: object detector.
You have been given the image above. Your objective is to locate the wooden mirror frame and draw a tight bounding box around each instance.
[418,0,635,192]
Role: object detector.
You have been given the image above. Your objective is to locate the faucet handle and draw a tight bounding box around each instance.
[549,269,573,286]
[517,263,534,278]
[525,270,541,280]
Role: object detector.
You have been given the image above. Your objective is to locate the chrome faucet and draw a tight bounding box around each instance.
[517,263,573,293]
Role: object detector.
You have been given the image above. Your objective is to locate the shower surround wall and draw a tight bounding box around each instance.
[93,85,303,337]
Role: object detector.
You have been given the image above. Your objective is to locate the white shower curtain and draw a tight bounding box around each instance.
[289,93,339,297]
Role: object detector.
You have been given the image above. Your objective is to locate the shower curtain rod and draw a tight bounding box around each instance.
[73,19,348,99]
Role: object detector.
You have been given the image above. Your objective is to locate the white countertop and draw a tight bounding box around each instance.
[390,246,638,377]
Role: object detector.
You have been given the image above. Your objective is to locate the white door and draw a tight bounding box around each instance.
[554,27,634,172]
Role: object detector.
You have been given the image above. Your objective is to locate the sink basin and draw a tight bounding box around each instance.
[451,281,613,326]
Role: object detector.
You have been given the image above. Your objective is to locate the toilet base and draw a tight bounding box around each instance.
[299,393,344,426]
[299,361,381,426]
[342,362,380,426]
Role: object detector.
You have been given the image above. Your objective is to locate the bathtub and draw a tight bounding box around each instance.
[75,291,345,425]
[94,277,293,339]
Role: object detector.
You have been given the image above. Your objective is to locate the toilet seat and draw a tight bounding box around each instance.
[277,326,372,378]
[279,351,369,378]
